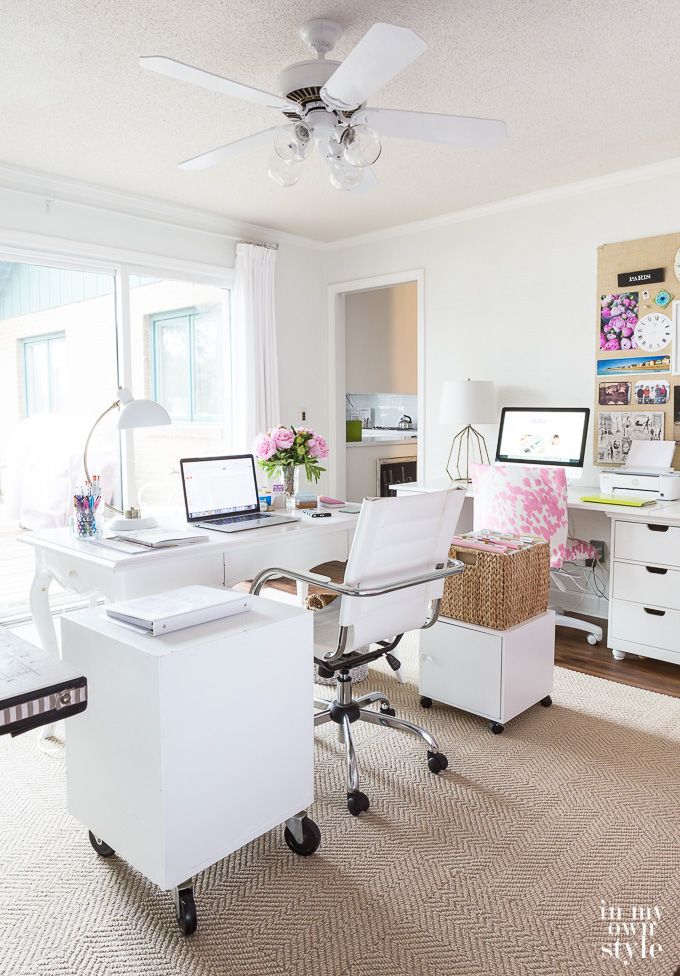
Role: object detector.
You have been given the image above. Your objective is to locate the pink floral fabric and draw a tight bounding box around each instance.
[471,463,594,569]
[564,538,599,562]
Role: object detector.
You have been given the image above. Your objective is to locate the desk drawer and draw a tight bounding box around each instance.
[609,598,680,654]
[612,561,680,611]
[614,520,680,568]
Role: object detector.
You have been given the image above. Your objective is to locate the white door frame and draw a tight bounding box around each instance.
[326,268,425,498]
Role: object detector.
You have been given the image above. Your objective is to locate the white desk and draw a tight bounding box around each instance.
[22,514,358,655]
[393,478,680,666]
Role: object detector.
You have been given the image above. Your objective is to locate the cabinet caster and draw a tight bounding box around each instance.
[489,722,504,735]
[540,695,552,707]
[88,831,115,858]
[420,696,433,708]
[175,885,197,936]
[427,750,448,773]
[283,816,321,856]
[379,703,396,717]
[347,790,370,816]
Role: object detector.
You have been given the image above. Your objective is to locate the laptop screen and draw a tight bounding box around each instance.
[180,455,260,521]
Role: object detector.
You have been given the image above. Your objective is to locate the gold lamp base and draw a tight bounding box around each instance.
[446,424,490,482]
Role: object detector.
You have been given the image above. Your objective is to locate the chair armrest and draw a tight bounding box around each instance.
[250,559,464,598]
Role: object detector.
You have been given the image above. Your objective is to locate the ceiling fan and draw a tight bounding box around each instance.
[140,19,507,192]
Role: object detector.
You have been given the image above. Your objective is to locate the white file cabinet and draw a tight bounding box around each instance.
[419,611,555,734]
[609,517,680,664]
[61,596,318,935]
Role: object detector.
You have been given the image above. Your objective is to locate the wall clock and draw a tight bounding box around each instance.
[634,312,673,352]
[674,246,680,282]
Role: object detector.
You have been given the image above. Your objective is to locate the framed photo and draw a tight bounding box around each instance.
[598,381,630,406]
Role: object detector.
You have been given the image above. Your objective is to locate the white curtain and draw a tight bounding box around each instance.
[231,242,280,451]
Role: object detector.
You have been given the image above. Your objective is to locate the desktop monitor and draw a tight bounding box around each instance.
[495,407,590,468]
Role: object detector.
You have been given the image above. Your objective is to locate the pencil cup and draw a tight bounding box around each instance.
[72,508,100,539]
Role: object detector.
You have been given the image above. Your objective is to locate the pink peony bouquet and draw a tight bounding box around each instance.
[253,425,329,483]
[600,293,639,352]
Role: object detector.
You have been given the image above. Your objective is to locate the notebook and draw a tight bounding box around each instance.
[580,495,656,508]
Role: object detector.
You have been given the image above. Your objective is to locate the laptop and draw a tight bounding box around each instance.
[180,454,297,533]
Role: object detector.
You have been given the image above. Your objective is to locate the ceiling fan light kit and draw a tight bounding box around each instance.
[140,18,507,193]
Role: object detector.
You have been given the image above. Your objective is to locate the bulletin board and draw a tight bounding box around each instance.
[595,232,680,467]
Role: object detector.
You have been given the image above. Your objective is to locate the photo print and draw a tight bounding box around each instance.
[597,411,664,463]
[674,385,680,440]
[634,380,670,405]
[599,382,630,406]
[597,354,671,376]
[600,293,639,352]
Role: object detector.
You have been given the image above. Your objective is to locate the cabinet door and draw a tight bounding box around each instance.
[420,620,502,720]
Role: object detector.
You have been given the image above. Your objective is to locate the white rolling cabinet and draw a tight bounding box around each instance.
[61,595,319,935]
[609,517,680,664]
[419,611,555,734]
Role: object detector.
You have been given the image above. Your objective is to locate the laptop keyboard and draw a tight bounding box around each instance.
[210,513,273,525]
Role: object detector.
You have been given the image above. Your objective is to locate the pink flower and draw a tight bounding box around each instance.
[608,316,624,332]
[272,426,294,449]
[630,337,638,349]
[600,333,609,349]
[253,433,277,460]
[601,308,612,321]
[308,435,329,459]
[621,325,634,337]
[604,338,620,351]
[620,337,632,350]
[626,314,638,327]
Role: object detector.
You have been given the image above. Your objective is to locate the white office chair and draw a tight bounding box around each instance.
[251,491,465,816]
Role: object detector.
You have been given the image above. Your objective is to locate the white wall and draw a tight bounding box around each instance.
[345,282,417,394]
[324,167,680,491]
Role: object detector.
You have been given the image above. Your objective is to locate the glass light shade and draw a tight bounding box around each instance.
[327,154,363,191]
[439,380,496,425]
[273,123,311,162]
[341,124,381,168]
[267,153,302,187]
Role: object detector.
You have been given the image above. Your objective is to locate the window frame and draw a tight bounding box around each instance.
[20,329,66,416]
[150,304,223,424]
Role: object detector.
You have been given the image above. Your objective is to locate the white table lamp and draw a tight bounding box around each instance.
[83,387,171,530]
[439,379,496,482]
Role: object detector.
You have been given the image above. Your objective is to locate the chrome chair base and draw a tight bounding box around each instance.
[314,671,448,816]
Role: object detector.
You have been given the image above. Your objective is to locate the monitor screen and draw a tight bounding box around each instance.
[180,455,259,520]
[495,408,590,468]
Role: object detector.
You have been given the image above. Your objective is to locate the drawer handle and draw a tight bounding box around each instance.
[643,607,666,617]
[645,566,668,575]
[647,523,670,532]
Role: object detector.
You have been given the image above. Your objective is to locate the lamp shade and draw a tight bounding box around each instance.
[116,388,171,430]
[439,379,496,426]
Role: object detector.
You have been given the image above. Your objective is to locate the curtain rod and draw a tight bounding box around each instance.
[238,239,279,250]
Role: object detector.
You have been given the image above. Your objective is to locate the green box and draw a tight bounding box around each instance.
[346,419,363,443]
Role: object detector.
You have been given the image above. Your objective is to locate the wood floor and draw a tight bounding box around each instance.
[555,615,680,699]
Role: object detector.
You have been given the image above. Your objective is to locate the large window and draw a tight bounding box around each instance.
[151,306,223,422]
[21,331,66,415]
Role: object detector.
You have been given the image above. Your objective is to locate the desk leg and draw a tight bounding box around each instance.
[30,552,59,657]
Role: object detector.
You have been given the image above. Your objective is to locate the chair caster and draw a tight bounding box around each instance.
[88,831,115,858]
[489,722,504,735]
[347,790,370,816]
[540,695,552,707]
[587,634,598,646]
[175,887,197,936]
[420,696,433,708]
[427,750,448,773]
[379,703,396,717]
[283,816,321,856]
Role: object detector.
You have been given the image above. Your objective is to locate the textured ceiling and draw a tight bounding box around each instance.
[2,0,680,242]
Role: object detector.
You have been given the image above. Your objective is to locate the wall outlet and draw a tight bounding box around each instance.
[299,408,307,423]
[586,539,606,566]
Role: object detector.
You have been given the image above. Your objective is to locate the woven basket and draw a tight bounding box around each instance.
[441,540,550,630]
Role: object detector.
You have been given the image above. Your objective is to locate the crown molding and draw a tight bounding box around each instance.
[0,161,323,251]
[325,155,680,251]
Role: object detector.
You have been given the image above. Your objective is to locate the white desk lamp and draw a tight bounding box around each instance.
[83,386,171,530]
[440,379,496,482]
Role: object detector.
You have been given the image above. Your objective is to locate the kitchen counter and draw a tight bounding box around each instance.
[346,433,418,448]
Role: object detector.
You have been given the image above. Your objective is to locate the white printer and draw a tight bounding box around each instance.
[600,440,680,501]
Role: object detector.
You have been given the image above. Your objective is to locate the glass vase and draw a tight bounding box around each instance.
[282,466,300,511]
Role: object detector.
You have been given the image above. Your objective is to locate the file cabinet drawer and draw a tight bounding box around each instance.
[613,520,680,568]
[610,599,680,655]
[612,561,680,611]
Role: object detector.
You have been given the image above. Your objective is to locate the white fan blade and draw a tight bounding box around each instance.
[179,128,278,170]
[321,23,426,112]
[362,108,507,149]
[140,56,296,112]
